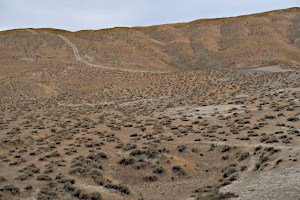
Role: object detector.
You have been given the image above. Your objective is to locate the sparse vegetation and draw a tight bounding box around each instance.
[0,10,299,199]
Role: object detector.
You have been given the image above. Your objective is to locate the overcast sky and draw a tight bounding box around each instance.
[0,0,299,32]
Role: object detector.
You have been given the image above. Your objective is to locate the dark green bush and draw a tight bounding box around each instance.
[172,165,185,176]
[3,185,20,194]
[37,175,53,181]
[153,167,165,174]
[118,157,134,165]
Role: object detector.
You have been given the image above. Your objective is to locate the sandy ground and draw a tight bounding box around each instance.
[239,65,296,73]
[220,163,300,200]
[76,182,112,193]
[57,101,115,107]
[162,105,246,118]
[295,37,300,48]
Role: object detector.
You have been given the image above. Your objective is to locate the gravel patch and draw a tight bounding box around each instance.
[164,105,245,118]
[220,163,300,200]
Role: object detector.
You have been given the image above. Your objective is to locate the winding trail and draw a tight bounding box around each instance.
[26,29,38,35]
[55,34,171,74]
[25,29,171,73]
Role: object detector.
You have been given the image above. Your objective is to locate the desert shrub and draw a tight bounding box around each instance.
[3,185,19,194]
[46,182,56,189]
[104,183,130,194]
[24,185,33,190]
[264,147,280,154]
[153,167,165,174]
[259,156,269,163]
[276,159,283,165]
[129,149,142,156]
[31,167,41,173]
[281,138,291,144]
[93,176,106,185]
[240,165,247,171]
[196,190,237,200]
[69,167,88,176]
[130,133,138,137]
[15,174,29,181]
[260,136,278,143]
[221,145,231,153]
[143,175,158,182]
[264,115,276,119]
[118,157,134,165]
[172,165,185,176]
[0,176,6,182]
[79,192,90,199]
[222,164,236,178]
[50,152,60,157]
[287,117,299,122]
[115,143,123,149]
[177,145,187,152]
[220,179,232,186]
[91,170,105,185]
[97,152,107,159]
[90,192,103,200]
[288,128,300,135]
[44,166,53,174]
[57,178,75,184]
[37,175,53,181]
[123,143,137,151]
[255,163,261,170]
[223,167,236,178]
[229,174,239,181]
[238,152,250,161]
[73,189,83,197]
[254,145,262,152]
[195,185,213,193]
[63,182,76,193]
[71,161,87,168]
[239,137,250,141]
[133,163,147,170]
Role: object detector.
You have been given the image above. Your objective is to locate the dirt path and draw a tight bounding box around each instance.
[26,29,38,35]
[165,139,299,151]
[57,101,115,107]
[55,34,170,74]
[295,37,300,48]
[76,182,112,192]
[239,65,296,73]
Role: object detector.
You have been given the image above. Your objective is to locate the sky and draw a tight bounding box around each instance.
[0,0,299,32]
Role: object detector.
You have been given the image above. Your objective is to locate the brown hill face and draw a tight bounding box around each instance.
[1,8,300,200]
[0,8,299,101]
[1,7,300,73]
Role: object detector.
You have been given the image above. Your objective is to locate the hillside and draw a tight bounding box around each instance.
[0,8,299,200]
[1,7,300,72]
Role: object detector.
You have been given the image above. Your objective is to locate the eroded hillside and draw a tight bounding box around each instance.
[0,7,299,200]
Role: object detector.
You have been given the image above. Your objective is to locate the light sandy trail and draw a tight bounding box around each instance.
[26,29,38,35]
[241,65,296,73]
[55,34,171,74]
[294,37,300,48]
[163,139,299,151]
[76,182,113,193]
[57,101,115,107]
